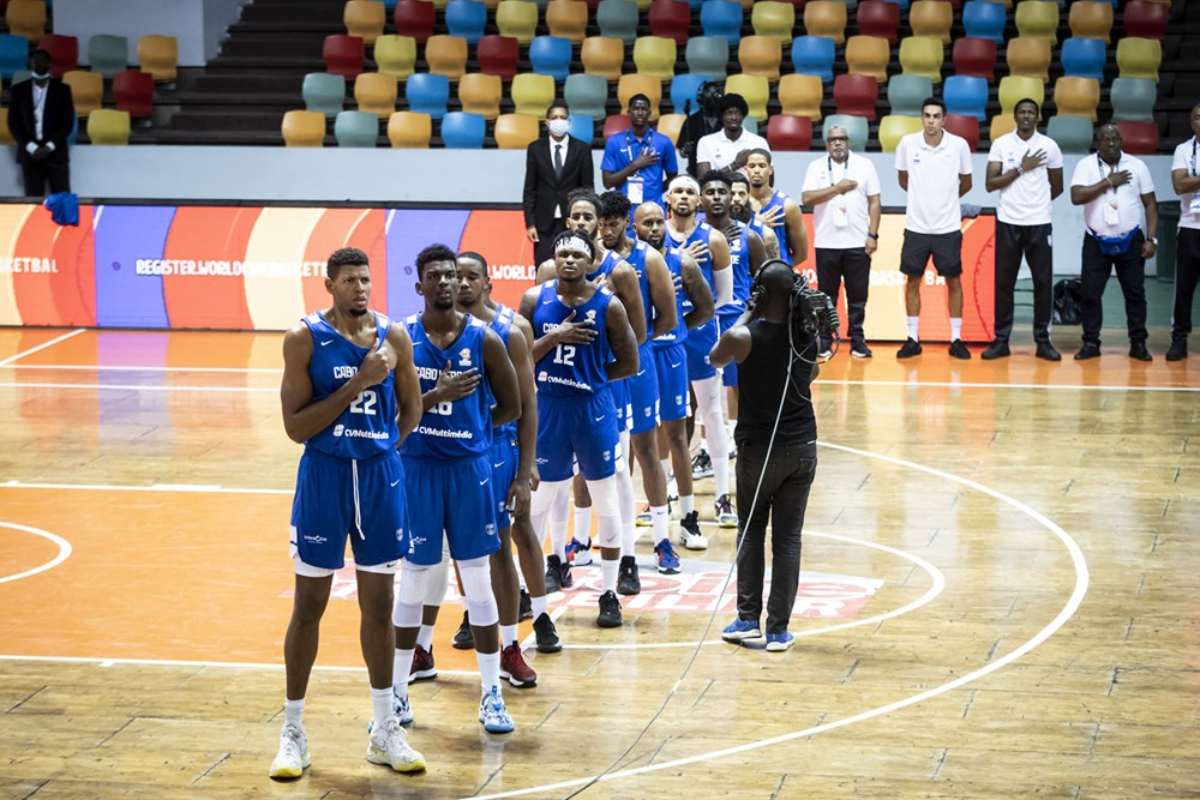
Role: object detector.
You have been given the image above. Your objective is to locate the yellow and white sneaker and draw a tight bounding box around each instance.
[268,722,310,779]
[367,717,426,773]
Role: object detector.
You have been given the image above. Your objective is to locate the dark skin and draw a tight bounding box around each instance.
[279,262,423,700]
[1171,107,1200,197]
[696,106,748,178]
[1070,125,1158,260]
[800,129,883,256]
[984,102,1064,199]
[602,98,675,190]
[710,270,820,384]
[730,179,781,258]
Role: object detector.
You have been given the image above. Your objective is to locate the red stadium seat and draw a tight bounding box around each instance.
[952,37,997,81]
[477,35,519,80]
[1122,1,1168,39]
[856,1,901,46]
[112,69,154,119]
[1115,120,1158,154]
[323,34,365,78]
[766,114,813,150]
[603,113,631,139]
[393,0,436,44]
[943,113,979,151]
[38,34,78,77]
[648,0,692,46]
[833,73,878,121]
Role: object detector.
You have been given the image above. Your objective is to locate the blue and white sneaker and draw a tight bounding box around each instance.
[765,631,795,652]
[565,537,593,566]
[721,618,763,643]
[479,686,515,734]
[392,688,414,726]
[654,538,681,574]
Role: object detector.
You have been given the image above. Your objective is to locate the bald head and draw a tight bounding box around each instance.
[634,201,664,223]
[633,201,667,249]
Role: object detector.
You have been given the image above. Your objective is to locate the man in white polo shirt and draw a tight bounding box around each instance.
[695,94,769,178]
[1167,103,1200,362]
[894,97,974,359]
[983,98,1064,361]
[801,125,882,359]
[1069,122,1158,362]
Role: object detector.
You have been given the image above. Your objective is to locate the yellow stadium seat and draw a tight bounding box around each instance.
[494,112,541,148]
[804,0,848,46]
[387,110,432,147]
[5,0,45,40]
[724,74,769,121]
[345,0,387,45]
[374,35,417,79]
[899,36,943,84]
[738,36,782,82]
[582,36,625,82]
[1006,36,1051,82]
[634,36,677,82]
[777,73,823,121]
[1053,76,1100,121]
[0,109,13,144]
[458,72,503,119]
[618,73,662,119]
[425,35,469,79]
[63,70,103,117]
[546,0,589,44]
[88,108,133,145]
[998,74,1044,113]
[496,0,539,45]
[511,72,556,117]
[878,114,923,152]
[1117,37,1162,82]
[910,1,953,45]
[656,112,686,144]
[751,1,796,43]
[1068,0,1112,42]
[845,35,890,83]
[354,72,398,117]
[1015,0,1059,43]
[990,114,1017,141]
[137,35,178,83]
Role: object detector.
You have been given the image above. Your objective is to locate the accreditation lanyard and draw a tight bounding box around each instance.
[828,156,849,227]
[624,131,651,204]
[1190,139,1200,213]
[1099,154,1122,227]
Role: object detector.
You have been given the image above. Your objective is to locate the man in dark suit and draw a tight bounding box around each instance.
[8,49,75,197]
[523,101,594,266]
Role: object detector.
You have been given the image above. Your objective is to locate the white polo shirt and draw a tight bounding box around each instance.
[696,128,770,171]
[801,152,881,249]
[895,130,973,235]
[1069,152,1155,237]
[1172,136,1200,231]
[986,130,1064,226]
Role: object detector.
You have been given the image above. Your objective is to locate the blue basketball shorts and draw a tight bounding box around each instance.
[536,391,620,482]
[652,342,689,422]
[289,448,406,571]
[490,432,519,532]
[684,318,719,381]
[400,454,500,566]
[717,305,744,388]
[627,343,660,434]
[610,377,633,432]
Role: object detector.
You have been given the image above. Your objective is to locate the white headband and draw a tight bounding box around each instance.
[555,234,593,258]
[667,175,701,194]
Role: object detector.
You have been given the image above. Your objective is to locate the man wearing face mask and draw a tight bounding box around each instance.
[523,102,595,266]
[7,49,75,198]
[679,82,725,177]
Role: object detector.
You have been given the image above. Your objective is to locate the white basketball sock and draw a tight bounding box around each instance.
[907,316,920,341]
[370,686,392,730]
[950,317,963,341]
[651,505,669,546]
[500,624,518,647]
[573,505,591,544]
[416,624,434,651]
[601,557,619,593]
[283,698,304,729]
[477,649,501,696]
[530,594,548,619]
[392,648,414,698]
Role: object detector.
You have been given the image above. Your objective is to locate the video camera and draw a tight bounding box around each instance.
[791,283,839,341]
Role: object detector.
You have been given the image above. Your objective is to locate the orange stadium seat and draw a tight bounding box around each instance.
[1068,1,1112,42]
[354,72,397,117]
[344,0,387,45]
[618,73,662,118]
[845,35,890,83]
[1053,76,1100,121]
[425,35,469,79]
[582,36,625,81]
[63,70,102,117]
[804,1,847,46]
[5,0,45,40]
[387,110,432,146]
[1006,36,1051,82]
[910,1,953,45]
[494,112,541,148]
[546,0,590,43]
[281,109,327,146]
[738,36,783,82]
[458,72,502,119]
[656,112,686,144]
[137,35,178,83]
[777,73,823,121]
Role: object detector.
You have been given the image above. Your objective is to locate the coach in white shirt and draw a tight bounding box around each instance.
[894,97,974,359]
[801,125,881,359]
[983,99,1065,361]
[1069,122,1158,362]
[1167,103,1200,361]
[695,94,769,177]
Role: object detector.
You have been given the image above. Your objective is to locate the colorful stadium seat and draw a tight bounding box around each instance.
[686,36,730,78]
[1116,37,1161,82]
[88,35,129,80]
[393,0,437,44]
[844,35,889,83]
[495,1,538,44]
[910,1,953,44]
[878,114,922,151]
[649,0,692,45]
[303,72,346,117]
[791,35,835,83]
[766,114,813,150]
[512,72,557,117]
[63,70,102,117]
[700,0,743,46]
[670,73,708,112]
[547,0,590,43]
[803,1,847,46]
[136,35,178,83]
[530,35,574,81]
[38,35,79,78]
[582,36,626,81]
[87,108,132,145]
[998,75,1044,114]
[344,0,387,45]
[1060,37,1105,82]
[1068,1,1112,42]
[962,0,1005,43]
[724,74,769,120]
[112,69,154,119]
[439,110,486,147]
[1014,0,1058,43]
[603,113,631,138]
[752,1,796,43]
[477,35,520,80]
[656,112,687,143]
[284,110,330,147]
[989,114,1016,141]
[1109,77,1156,124]
[778,73,823,120]
[494,112,541,148]
[942,113,979,151]
[0,34,26,79]
[5,0,44,40]
[425,35,468,79]
[566,72,609,117]
[1114,120,1157,154]
[569,114,595,143]
[618,73,662,117]
[388,110,432,146]
[951,36,995,81]
[1006,36,1050,82]
[1053,76,1100,121]
[738,36,782,82]
[354,72,397,117]
[1122,1,1168,40]
[942,74,987,122]
[597,0,640,44]
[634,36,678,81]
[406,72,450,118]
[856,1,900,45]
[373,35,417,78]
[886,74,932,117]
[1046,114,1093,154]
[445,0,488,44]
[458,72,502,119]
[899,36,943,83]
[323,35,365,78]
[833,73,878,121]
[822,114,868,151]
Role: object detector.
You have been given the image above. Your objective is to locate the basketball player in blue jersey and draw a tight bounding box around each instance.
[633,202,715,552]
[272,248,425,779]
[664,175,737,535]
[745,149,807,268]
[520,229,639,627]
[392,244,522,734]
[730,171,780,260]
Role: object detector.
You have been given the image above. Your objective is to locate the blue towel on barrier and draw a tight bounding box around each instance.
[43,192,79,226]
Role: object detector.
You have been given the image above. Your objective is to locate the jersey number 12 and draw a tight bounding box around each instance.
[552,344,576,366]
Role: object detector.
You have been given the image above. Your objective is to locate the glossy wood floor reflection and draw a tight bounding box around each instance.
[0,328,1197,800]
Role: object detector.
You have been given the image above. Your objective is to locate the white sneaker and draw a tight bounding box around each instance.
[367,717,426,773]
[478,686,515,733]
[268,722,310,779]
[391,687,414,726]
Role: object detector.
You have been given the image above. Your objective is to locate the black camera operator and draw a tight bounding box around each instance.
[709,261,836,652]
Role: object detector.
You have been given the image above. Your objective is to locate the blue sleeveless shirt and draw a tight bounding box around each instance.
[667,221,715,296]
[531,280,614,398]
[652,249,689,348]
[487,304,519,445]
[727,220,752,307]
[762,190,795,265]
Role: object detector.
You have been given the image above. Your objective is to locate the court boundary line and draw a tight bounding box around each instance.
[0,328,86,367]
[0,521,72,584]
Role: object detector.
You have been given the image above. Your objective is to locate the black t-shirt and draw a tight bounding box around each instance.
[734,319,818,447]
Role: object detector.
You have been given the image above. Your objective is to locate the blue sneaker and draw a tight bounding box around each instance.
[765,631,795,652]
[721,618,763,643]
[565,537,593,566]
[479,686,515,734]
[654,538,681,574]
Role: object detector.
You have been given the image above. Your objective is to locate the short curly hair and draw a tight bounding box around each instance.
[327,247,369,280]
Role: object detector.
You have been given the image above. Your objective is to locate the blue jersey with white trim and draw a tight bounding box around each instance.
[400,313,494,460]
[301,311,398,459]
[727,220,752,307]
[598,241,654,335]
[762,190,795,265]
[667,221,715,296]
[532,280,613,398]
[652,249,689,348]
[487,304,519,443]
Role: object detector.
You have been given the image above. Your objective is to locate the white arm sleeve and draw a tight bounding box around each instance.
[713,265,734,308]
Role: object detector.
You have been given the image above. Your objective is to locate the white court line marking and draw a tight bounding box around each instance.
[0,653,479,679]
[465,440,1090,800]
[0,328,86,367]
[557,530,944,651]
[0,381,276,393]
[0,363,281,374]
[815,378,1200,393]
[0,521,72,584]
[0,480,292,495]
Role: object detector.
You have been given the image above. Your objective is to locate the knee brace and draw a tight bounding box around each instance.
[585,475,621,549]
[531,478,570,517]
[458,556,499,627]
[422,556,449,607]
[393,562,429,628]
[695,376,728,458]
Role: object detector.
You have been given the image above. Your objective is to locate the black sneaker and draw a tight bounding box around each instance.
[1129,341,1152,362]
[544,554,572,592]
[1074,342,1101,361]
[617,555,641,596]
[518,588,532,621]
[678,510,707,551]
[1166,339,1188,362]
[533,611,562,652]
[850,339,873,358]
[691,448,713,480]
[981,340,1009,360]
[452,610,474,650]
[896,338,923,359]
[597,590,623,628]
[948,339,972,359]
[1036,341,1062,361]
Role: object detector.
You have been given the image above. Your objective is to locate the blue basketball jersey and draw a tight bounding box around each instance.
[400,313,494,460]
[652,248,689,348]
[487,304,519,443]
[532,280,613,398]
[301,311,398,459]
[762,190,795,265]
[598,241,655,334]
[667,221,715,296]
[727,221,752,306]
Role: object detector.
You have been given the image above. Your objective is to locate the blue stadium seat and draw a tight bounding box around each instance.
[1060,37,1106,82]
[670,73,708,114]
[0,34,27,79]
[406,72,450,119]
[569,113,595,144]
[963,1,1006,44]
[791,36,836,84]
[440,111,486,148]
[445,0,488,45]
[881,0,909,10]
[700,0,743,46]
[942,75,988,122]
[529,36,573,82]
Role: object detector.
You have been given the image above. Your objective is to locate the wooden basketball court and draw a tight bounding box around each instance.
[0,326,1196,799]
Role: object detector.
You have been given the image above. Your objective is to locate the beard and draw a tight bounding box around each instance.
[348,307,369,316]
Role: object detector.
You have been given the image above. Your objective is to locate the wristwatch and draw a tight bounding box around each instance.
[867,232,879,240]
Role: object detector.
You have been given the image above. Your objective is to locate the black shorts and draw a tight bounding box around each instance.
[900,230,963,278]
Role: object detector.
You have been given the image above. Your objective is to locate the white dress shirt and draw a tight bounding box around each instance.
[26,81,53,156]
[549,135,568,218]
[1070,152,1155,237]
[895,130,973,234]
[801,152,881,249]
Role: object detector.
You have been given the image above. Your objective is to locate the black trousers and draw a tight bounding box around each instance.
[735,441,817,634]
[815,247,870,342]
[20,155,70,197]
[1173,227,1200,340]
[994,221,1053,343]
[533,218,566,266]
[1080,231,1147,345]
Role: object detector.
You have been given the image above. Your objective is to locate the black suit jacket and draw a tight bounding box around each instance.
[8,79,75,164]
[522,135,594,234]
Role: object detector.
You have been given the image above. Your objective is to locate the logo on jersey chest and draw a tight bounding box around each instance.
[458,347,472,367]
[333,365,358,380]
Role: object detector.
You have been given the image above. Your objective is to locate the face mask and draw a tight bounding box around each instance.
[31,70,50,80]
[547,119,570,137]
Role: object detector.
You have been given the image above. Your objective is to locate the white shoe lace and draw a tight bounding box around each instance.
[275,723,305,764]
[378,717,421,762]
